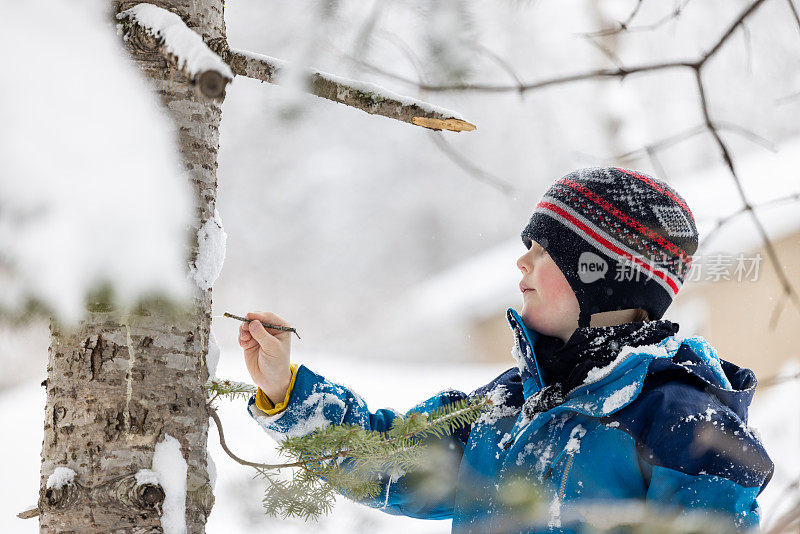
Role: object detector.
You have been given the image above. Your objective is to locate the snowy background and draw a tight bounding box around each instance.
[2,0,799,531]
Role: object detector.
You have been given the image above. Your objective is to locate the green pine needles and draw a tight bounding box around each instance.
[205,378,493,521]
[205,378,256,403]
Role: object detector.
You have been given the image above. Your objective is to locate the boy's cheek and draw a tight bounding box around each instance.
[538,264,575,302]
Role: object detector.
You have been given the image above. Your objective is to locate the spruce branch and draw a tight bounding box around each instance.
[209,390,492,520]
[260,394,492,519]
[204,378,256,403]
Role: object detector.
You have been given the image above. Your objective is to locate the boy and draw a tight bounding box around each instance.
[239,167,773,533]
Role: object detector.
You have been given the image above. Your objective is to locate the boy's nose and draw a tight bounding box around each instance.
[517,255,529,274]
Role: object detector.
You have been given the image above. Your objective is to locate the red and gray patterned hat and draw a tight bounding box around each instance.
[521,167,698,328]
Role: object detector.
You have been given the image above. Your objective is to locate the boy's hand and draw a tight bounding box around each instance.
[238,311,292,404]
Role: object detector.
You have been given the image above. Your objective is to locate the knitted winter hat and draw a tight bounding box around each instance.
[521,167,698,328]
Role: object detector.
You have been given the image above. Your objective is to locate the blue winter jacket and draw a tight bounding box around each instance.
[247,307,773,533]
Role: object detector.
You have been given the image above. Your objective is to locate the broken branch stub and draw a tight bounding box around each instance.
[226,49,476,132]
[117,3,233,100]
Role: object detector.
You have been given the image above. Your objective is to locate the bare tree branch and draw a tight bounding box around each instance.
[208,406,290,470]
[775,89,800,104]
[581,34,625,69]
[428,132,515,195]
[588,121,775,167]
[420,0,800,324]
[361,1,764,94]
[348,0,386,69]
[698,191,800,251]
[760,369,800,388]
[765,496,800,533]
[430,0,800,325]
[224,49,476,132]
[472,43,526,97]
[362,31,512,193]
[374,30,430,92]
[762,476,800,530]
[580,0,693,38]
[786,0,800,35]
[644,146,669,183]
[693,62,800,325]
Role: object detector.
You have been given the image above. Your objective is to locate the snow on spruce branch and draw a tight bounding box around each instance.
[226,49,476,132]
[117,3,232,99]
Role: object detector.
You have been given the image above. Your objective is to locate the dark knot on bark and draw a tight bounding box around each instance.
[42,480,78,510]
[136,483,165,512]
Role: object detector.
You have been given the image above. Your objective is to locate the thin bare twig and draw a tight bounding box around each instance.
[472,42,526,96]
[698,191,800,251]
[208,407,283,470]
[428,132,515,195]
[759,369,800,389]
[366,31,514,195]
[581,34,625,69]
[208,397,491,472]
[693,60,800,324]
[561,0,800,327]
[786,0,800,35]
[338,1,800,322]
[765,495,800,533]
[358,0,762,94]
[579,0,693,37]
[208,407,343,470]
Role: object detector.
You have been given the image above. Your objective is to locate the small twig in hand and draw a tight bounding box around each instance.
[223,312,301,339]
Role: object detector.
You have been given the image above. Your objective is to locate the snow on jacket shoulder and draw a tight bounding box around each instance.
[246,307,773,533]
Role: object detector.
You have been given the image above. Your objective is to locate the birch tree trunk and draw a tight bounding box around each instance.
[37,1,225,531]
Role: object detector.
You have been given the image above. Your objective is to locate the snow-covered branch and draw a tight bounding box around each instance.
[226,49,476,132]
[117,3,233,99]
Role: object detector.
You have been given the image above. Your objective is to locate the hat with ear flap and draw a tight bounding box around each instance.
[521,167,698,328]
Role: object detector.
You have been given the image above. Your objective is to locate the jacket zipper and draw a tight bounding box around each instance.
[543,437,581,500]
[559,453,575,501]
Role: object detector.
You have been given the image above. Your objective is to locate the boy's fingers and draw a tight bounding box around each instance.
[245,311,292,329]
[238,329,255,346]
[239,323,251,339]
[239,336,258,350]
[248,320,279,354]
[245,312,293,339]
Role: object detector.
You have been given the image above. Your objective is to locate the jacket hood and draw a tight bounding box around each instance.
[646,338,758,421]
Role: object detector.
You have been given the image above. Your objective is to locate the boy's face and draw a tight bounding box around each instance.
[517,238,580,342]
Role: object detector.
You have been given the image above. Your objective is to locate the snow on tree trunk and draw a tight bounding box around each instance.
[37,0,226,532]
